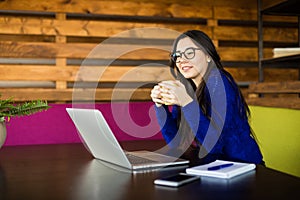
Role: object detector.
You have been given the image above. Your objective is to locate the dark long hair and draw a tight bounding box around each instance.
[170,30,250,118]
[169,30,254,150]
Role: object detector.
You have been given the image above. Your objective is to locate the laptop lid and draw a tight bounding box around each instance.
[66,108,132,169]
[66,108,189,170]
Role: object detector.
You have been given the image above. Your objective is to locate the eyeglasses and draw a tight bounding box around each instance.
[170,47,202,63]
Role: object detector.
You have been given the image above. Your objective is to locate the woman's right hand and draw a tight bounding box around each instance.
[158,80,192,107]
[150,85,164,107]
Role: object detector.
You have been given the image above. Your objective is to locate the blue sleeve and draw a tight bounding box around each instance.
[154,105,181,147]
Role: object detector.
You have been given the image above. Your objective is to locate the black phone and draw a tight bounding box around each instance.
[154,173,200,187]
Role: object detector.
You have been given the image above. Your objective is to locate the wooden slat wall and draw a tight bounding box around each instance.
[247,81,300,109]
[0,0,299,105]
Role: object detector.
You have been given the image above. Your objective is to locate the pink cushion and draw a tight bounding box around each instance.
[4,102,163,146]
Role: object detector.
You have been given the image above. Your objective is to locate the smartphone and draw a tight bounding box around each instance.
[154,173,200,187]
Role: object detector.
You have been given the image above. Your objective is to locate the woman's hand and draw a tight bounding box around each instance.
[150,85,165,107]
[158,80,193,107]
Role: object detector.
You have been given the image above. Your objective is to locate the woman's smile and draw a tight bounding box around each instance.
[181,65,193,72]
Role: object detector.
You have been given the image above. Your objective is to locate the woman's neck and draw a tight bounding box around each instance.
[192,76,203,87]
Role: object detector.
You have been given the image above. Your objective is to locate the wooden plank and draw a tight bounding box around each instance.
[0,41,269,61]
[76,66,174,83]
[0,42,172,59]
[263,69,299,81]
[214,26,298,43]
[218,47,257,61]
[0,41,94,58]
[0,34,55,42]
[220,48,273,62]
[0,42,276,63]
[55,58,67,89]
[0,88,152,101]
[214,7,257,20]
[0,16,210,38]
[248,81,300,94]
[0,0,212,18]
[263,49,275,59]
[263,27,299,43]
[0,42,268,62]
[212,0,257,8]
[0,65,173,82]
[214,5,297,22]
[226,68,298,82]
[246,97,300,110]
[261,15,298,22]
[0,65,76,81]
[0,0,262,14]
[0,65,294,86]
[55,17,68,90]
[225,68,258,82]
[247,80,300,110]
[2,88,299,105]
[214,27,257,41]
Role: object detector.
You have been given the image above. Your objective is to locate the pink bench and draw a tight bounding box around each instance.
[4,102,163,146]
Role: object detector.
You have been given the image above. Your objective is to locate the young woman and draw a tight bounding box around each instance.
[150,30,264,165]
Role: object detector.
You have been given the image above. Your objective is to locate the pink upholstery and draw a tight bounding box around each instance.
[4,102,163,146]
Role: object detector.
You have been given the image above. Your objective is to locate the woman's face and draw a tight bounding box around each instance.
[175,37,210,85]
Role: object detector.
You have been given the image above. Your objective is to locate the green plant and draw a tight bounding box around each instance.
[0,95,50,122]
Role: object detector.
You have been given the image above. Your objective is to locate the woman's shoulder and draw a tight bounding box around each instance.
[207,68,237,89]
[205,68,230,88]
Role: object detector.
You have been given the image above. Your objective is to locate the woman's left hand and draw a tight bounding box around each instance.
[158,80,193,107]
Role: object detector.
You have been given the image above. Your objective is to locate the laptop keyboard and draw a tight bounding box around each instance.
[125,153,157,164]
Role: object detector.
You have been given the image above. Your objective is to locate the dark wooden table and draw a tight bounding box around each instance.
[0,141,299,200]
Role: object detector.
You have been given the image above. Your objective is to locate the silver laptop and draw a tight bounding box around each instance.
[66,108,189,171]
